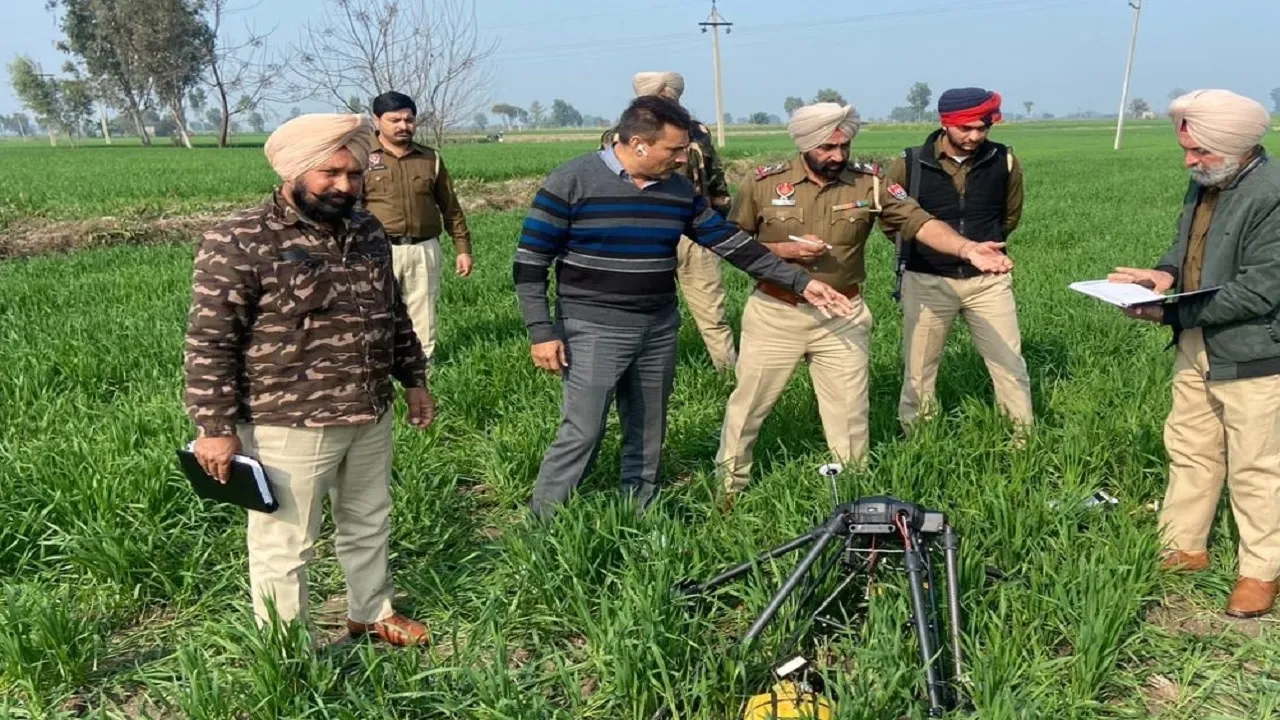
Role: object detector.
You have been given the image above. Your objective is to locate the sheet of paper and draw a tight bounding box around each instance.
[1068,280,1166,308]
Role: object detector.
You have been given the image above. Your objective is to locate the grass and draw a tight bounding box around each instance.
[0,121,1178,231]
[1,121,1278,718]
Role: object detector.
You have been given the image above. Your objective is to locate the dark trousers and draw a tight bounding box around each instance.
[530,309,680,519]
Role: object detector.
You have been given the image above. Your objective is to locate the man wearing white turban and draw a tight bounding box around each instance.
[185,113,435,645]
[1111,89,1280,618]
[714,102,1012,507]
[598,71,739,372]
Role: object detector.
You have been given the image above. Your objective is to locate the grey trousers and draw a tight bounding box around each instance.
[530,309,680,519]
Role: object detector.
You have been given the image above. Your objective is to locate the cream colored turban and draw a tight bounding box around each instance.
[1169,89,1270,158]
[632,71,685,101]
[263,113,377,181]
[788,103,862,153]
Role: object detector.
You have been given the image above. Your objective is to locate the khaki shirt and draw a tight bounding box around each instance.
[1183,188,1220,291]
[885,136,1024,236]
[729,157,933,289]
[362,141,472,254]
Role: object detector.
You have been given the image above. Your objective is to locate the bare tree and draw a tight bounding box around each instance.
[290,0,497,145]
[205,0,292,147]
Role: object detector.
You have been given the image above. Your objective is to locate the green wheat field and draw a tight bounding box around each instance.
[1,122,1277,719]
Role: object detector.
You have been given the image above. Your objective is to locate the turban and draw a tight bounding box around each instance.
[938,87,1002,127]
[788,103,861,153]
[632,71,685,101]
[1169,89,1270,158]
[263,113,377,181]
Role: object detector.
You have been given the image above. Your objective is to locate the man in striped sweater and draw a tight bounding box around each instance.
[514,96,854,519]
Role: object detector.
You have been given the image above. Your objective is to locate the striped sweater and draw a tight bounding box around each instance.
[514,149,810,343]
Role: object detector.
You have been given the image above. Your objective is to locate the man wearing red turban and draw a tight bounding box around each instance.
[886,87,1032,436]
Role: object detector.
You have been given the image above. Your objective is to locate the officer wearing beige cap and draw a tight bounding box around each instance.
[714,102,1012,505]
[1114,88,1280,618]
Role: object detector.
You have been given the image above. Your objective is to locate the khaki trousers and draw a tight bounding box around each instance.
[898,271,1033,427]
[391,238,443,360]
[716,291,873,492]
[239,414,397,627]
[676,236,737,372]
[1160,328,1280,580]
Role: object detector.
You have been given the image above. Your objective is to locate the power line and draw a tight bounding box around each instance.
[487,2,689,31]
[493,0,1075,65]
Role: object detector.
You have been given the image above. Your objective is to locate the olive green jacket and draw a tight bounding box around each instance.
[1156,151,1280,379]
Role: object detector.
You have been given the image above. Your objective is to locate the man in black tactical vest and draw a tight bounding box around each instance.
[886,87,1033,433]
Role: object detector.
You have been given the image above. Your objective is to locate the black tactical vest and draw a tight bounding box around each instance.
[903,130,1010,279]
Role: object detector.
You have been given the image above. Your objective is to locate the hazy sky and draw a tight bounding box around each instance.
[4,0,1279,122]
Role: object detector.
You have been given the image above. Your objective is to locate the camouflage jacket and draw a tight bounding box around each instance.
[600,120,731,214]
[183,191,428,437]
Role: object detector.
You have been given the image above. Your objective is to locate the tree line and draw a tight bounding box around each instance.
[5,0,494,148]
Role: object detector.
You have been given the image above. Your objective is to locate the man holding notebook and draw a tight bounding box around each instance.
[183,113,434,645]
[1112,89,1280,618]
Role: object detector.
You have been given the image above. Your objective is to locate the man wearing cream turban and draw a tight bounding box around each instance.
[714,102,1013,508]
[598,71,738,372]
[1111,88,1280,618]
[632,71,685,101]
[185,112,435,645]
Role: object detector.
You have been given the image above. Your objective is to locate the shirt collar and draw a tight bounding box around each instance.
[600,145,659,188]
[788,155,857,187]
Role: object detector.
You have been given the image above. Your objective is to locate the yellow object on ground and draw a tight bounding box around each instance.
[741,681,834,719]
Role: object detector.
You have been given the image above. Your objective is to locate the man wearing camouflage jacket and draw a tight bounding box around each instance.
[184,113,434,646]
[601,71,738,371]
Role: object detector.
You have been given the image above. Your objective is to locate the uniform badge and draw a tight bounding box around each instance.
[772,182,796,206]
[888,183,908,200]
[754,162,788,180]
[368,151,385,170]
[831,202,855,212]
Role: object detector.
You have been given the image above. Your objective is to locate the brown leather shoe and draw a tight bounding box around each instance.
[1225,577,1278,619]
[1160,550,1210,573]
[347,613,430,647]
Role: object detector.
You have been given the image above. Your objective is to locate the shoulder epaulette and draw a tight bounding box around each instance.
[753,162,790,180]
[847,161,882,177]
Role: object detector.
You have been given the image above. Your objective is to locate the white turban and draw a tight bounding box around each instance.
[1169,89,1270,158]
[263,113,377,181]
[788,103,862,153]
[632,71,685,101]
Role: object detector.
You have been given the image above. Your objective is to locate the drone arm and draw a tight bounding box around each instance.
[743,525,841,643]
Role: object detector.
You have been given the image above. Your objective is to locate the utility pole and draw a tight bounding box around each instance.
[699,0,732,149]
[1113,0,1143,151]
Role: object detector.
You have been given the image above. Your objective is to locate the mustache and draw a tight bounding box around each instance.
[315,191,356,205]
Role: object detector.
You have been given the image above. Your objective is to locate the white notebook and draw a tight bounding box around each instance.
[1069,280,1219,309]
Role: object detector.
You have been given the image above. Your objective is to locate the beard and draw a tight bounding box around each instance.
[1189,156,1242,188]
[803,151,844,181]
[290,183,357,222]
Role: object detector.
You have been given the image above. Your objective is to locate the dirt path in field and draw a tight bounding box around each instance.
[1,151,807,260]
[0,177,549,260]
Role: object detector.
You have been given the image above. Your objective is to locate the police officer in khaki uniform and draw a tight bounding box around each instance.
[600,71,738,372]
[886,87,1032,431]
[363,91,472,362]
[715,103,1012,502]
